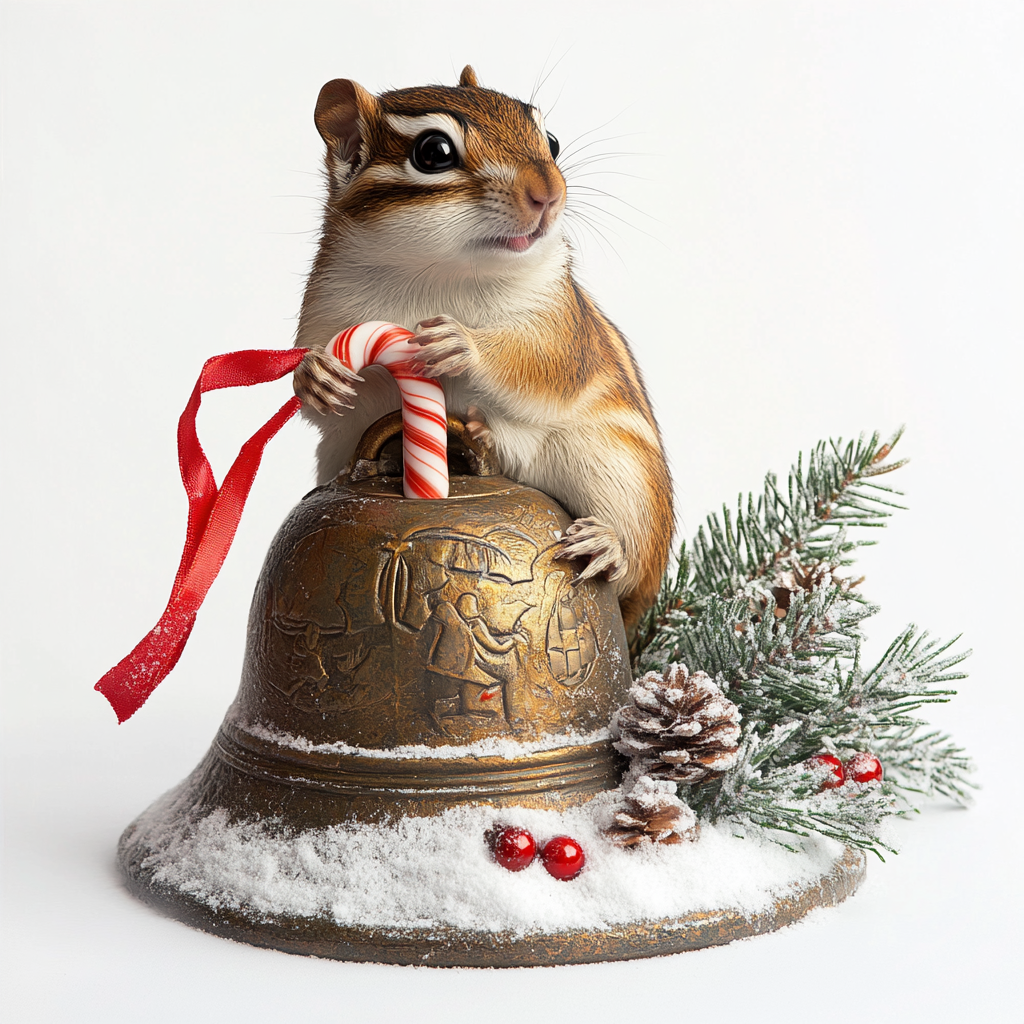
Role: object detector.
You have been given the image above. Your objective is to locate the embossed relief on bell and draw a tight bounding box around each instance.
[239,478,631,750]
[377,523,539,632]
[261,528,384,703]
[424,589,525,735]
[544,576,600,688]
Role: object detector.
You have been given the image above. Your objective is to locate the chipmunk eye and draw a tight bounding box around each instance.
[411,132,459,173]
[546,132,560,159]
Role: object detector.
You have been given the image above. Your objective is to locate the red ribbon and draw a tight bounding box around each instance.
[95,348,308,723]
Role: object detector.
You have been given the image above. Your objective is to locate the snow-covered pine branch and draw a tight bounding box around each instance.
[624,430,974,859]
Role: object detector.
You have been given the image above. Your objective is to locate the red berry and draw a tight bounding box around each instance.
[540,835,586,881]
[845,752,883,783]
[807,753,845,790]
[491,826,537,872]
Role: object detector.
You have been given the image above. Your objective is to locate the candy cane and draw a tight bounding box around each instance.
[328,321,449,500]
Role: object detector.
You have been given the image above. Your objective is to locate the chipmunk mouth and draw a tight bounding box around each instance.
[484,225,546,253]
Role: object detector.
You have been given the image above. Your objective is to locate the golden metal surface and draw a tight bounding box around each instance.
[248,476,628,748]
[137,414,632,828]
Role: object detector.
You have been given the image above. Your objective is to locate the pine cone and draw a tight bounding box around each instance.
[612,664,741,784]
[605,775,698,847]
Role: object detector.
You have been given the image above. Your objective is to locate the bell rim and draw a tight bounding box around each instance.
[214,722,628,804]
[118,831,866,966]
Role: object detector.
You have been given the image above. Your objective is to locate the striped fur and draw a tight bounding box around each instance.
[295,68,674,631]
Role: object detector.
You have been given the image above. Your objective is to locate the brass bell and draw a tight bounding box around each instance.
[121,412,630,837]
[118,413,866,965]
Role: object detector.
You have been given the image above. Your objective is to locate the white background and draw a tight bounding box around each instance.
[2,1,1022,1020]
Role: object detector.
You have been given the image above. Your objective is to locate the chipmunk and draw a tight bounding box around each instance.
[293,66,673,632]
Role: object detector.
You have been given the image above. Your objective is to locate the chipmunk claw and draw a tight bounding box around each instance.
[294,347,363,417]
[411,315,479,378]
[555,517,628,585]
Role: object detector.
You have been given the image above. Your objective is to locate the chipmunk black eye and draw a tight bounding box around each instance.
[546,132,560,159]
[411,132,458,173]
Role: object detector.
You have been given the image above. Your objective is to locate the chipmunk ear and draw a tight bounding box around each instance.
[458,66,479,88]
[314,79,377,172]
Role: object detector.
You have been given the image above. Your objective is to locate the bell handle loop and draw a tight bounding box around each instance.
[354,411,501,477]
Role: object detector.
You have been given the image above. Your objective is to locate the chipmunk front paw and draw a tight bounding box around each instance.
[294,346,363,416]
[465,405,492,445]
[411,315,480,378]
[555,517,629,584]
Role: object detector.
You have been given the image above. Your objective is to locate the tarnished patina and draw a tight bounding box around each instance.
[127,414,632,829]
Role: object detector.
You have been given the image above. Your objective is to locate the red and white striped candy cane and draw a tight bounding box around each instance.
[328,321,449,499]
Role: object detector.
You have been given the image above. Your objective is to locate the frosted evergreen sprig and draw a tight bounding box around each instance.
[694,732,902,855]
[626,430,974,859]
[632,427,907,666]
[870,726,975,805]
[690,427,909,594]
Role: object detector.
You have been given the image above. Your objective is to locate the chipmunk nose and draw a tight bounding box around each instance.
[520,166,566,225]
[525,179,564,213]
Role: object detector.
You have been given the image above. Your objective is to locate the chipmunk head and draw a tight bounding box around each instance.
[313,66,567,279]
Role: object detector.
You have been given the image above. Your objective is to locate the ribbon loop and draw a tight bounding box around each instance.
[95,348,307,723]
